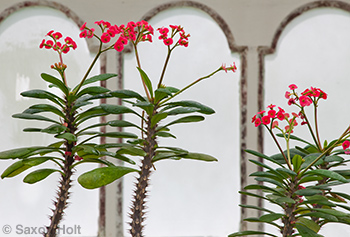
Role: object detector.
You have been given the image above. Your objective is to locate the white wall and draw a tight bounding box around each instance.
[265,8,350,236]
[0,7,99,236]
[123,7,241,237]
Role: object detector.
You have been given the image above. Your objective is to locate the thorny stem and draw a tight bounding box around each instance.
[281,179,299,237]
[130,108,158,237]
[45,99,77,237]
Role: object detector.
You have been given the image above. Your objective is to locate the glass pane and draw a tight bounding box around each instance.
[123,7,240,236]
[0,7,99,236]
[265,8,350,236]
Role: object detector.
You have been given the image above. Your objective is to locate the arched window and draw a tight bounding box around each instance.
[122,5,241,236]
[0,6,100,236]
[264,6,350,236]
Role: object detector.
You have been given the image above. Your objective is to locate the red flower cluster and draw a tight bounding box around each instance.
[39,30,77,54]
[285,84,327,108]
[157,25,190,47]
[221,63,237,73]
[79,20,154,52]
[252,104,299,133]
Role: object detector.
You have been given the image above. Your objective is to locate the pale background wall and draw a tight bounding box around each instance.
[0,1,350,237]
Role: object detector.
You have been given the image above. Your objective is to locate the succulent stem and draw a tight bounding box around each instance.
[130,110,157,237]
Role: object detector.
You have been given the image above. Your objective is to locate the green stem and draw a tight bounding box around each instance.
[157,47,172,88]
[314,103,322,149]
[73,42,102,95]
[302,111,321,150]
[134,44,152,101]
[268,127,293,170]
[159,67,222,106]
[300,124,350,176]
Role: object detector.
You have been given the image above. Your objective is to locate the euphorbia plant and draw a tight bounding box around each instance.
[230,85,350,237]
[0,19,236,237]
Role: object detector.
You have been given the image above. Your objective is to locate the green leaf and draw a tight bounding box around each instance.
[101,104,137,115]
[312,208,349,217]
[324,155,344,163]
[259,213,284,222]
[99,132,138,139]
[305,169,348,183]
[164,100,215,114]
[245,184,283,195]
[136,67,153,98]
[1,157,50,178]
[75,106,109,123]
[239,204,274,214]
[24,104,65,117]
[276,168,297,178]
[155,131,176,139]
[23,128,42,132]
[41,73,69,95]
[117,146,147,157]
[276,133,313,146]
[154,88,172,102]
[72,158,115,168]
[292,154,304,172]
[41,124,67,134]
[76,86,110,97]
[55,133,77,142]
[152,151,184,162]
[0,146,48,159]
[295,223,323,237]
[23,168,60,184]
[12,113,60,124]
[297,217,321,233]
[108,120,140,129]
[82,73,117,87]
[20,89,64,106]
[301,153,324,169]
[166,107,201,116]
[110,89,145,101]
[275,197,296,204]
[228,231,278,237]
[151,113,168,127]
[245,149,284,168]
[295,188,322,196]
[254,177,286,189]
[78,166,139,189]
[133,101,154,116]
[178,152,217,162]
[164,115,204,127]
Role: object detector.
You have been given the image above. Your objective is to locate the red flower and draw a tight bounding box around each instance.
[272,121,279,128]
[262,116,270,125]
[299,95,312,107]
[114,42,124,52]
[285,91,291,99]
[289,84,298,90]
[277,111,285,121]
[52,32,62,40]
[268,110,276,118]
[80,30,87,38]
[163,38,173,46]
[342,140,350,150]
[80,22,87,31]
[254,118,261,127]
[101,32,111,43]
